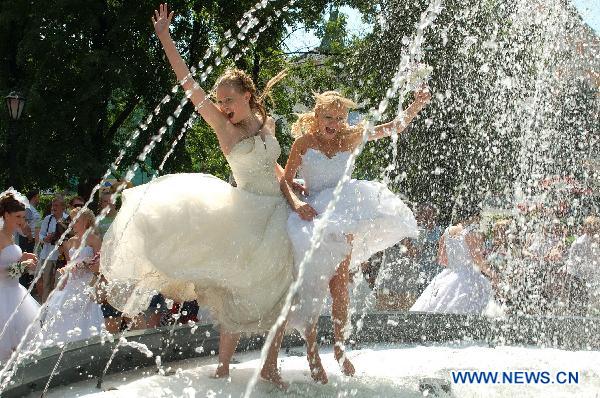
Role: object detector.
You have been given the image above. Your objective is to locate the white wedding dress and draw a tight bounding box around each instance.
[100,134,294,332]
[287,148,418,331]
[566,234,600,312]
[0,244,40,362]
[42,246,105,344]
[410,225,492,314]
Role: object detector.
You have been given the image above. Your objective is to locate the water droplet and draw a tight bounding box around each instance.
[125,170,136,181]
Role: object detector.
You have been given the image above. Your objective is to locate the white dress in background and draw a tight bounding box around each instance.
[287,148,418,331]
[0,244,41,362]
[566,234,600,311]
[410,225,492,314]
[42,246,105,344]
[100,134,294,332]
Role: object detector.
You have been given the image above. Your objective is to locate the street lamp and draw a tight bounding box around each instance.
[5,91,26,188]
[5,92,26,120]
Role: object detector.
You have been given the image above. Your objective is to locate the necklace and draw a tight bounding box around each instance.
[237,114,267,149]
[315,134,345,157]
[0,227,14,243]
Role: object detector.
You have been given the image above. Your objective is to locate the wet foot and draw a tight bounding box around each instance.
[260,368,289,390]
[309,359,328,384]
[212,364,230,379]
[335,354,355,376]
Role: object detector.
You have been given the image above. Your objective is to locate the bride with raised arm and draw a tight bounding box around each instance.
[100,3,298,388]
[281,89,430,383]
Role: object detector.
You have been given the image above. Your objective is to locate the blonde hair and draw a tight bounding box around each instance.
[583,216,600,234]
[70,208,96,231]
[493,219,511,230]
[291,91,358,138]
[213,68,287,127]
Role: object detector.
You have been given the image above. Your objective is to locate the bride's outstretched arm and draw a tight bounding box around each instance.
[153,3,226,133]
[366,87,431,142]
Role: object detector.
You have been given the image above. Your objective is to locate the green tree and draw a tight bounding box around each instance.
[0,0,348,195]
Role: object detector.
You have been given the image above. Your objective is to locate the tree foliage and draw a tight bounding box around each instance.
[1,0,596,218]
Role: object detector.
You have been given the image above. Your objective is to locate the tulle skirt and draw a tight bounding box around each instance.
[0,280,41,362]
[100,173,294,332]
[410,267,492,314]
[287,179,418,331]
[41,272,105,344]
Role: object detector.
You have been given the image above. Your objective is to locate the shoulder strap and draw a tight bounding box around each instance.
[45,215,55,235]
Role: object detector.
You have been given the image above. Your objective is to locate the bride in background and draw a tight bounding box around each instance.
[410,205,497,314]
[42,208,104,345]
[0,190,39,363]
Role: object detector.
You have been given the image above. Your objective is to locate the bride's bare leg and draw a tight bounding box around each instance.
[305,322,328,383]
[329,236,355,376]
[214,330,241,378]
[260,321,289,390]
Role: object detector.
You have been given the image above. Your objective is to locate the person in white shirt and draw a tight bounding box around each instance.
[18,190,41,289]
[38,195,68,302]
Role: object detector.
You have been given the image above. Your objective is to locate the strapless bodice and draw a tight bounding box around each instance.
[0,244,23,285]
[226,134,282,196]
[69,245,94,263]
[299,148,353,192]
[0,244,22,270]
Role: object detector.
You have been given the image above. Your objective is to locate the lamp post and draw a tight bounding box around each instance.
[5,92,26,188]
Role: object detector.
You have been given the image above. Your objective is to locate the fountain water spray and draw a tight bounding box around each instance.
[0,1,295,391]
[243,1,443,396]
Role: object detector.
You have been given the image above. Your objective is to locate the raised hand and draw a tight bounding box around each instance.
[152,3,174,39]
[414,85,432,107]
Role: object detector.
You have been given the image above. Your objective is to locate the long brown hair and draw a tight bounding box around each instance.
[213,68,287,127]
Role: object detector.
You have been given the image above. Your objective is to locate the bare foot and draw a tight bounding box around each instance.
[335,354,355,377]
[308,358,328,384]
[260,368,289,390]
[212,363,230,379]
[340,358,355,376]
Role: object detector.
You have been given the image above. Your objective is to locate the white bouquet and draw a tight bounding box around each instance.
[406,62,433,91]
[7,262,28,279]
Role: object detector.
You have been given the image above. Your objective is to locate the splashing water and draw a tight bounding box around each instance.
[0,0,296,392]
[7,0,599,396]
[242,1,444,396]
